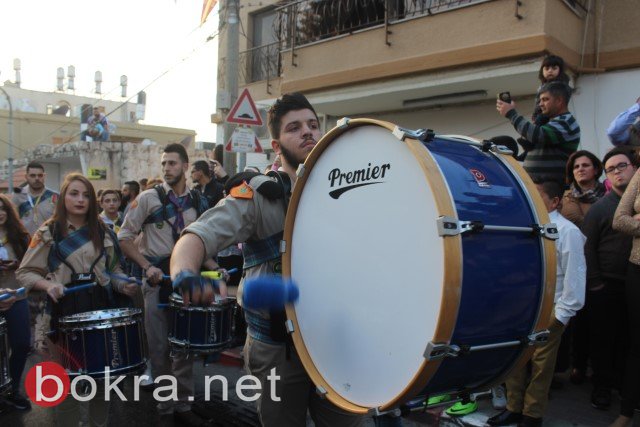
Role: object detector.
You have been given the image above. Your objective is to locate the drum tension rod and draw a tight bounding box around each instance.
[424,331,550,361]
[437,216,559,240]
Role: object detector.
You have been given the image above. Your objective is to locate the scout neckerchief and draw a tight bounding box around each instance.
[47,225,104,272]
[19,188,52,222]
[166,191,187,234]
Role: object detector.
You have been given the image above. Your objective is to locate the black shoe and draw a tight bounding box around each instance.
[569,368,585,385]
[591,387,611,410]
[4,391,31,411]
[0,399,10,415]
[174,410,206,427]
[487,409,523,426]
[518,415,542,427]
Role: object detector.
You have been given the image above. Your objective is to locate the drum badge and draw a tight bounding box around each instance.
[469,169,491,188]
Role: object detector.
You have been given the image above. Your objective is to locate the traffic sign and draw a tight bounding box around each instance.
[225,127,263,153]
[226,88,263,126]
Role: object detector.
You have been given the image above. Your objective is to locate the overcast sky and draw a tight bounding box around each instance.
[0,0,219,142]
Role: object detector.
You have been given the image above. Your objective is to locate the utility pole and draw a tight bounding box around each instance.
[222,0,240,174]
[0,87,14,193]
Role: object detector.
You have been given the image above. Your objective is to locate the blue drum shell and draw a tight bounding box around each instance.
[421,137,545,395]
[168,295,236,352]
[58,309,146,378]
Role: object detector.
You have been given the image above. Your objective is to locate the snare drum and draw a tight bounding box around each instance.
[283,118,556,413]
[57,308,147,377]
[168,294,236,354]
[0,317,10,395]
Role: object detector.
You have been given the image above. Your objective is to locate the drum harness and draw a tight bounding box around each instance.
[46,222,121,332]
[229,171,295,357]
[140,185,208,304]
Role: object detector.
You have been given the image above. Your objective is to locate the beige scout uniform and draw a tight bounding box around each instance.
[13,187,58,236]
[118,182,198,415]
[13,187,59,339]
[185,175,362,427]
[16,222,126,352]
[16,222,124,426]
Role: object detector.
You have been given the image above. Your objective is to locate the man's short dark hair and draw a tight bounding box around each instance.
[533,178,564,200]
[539,81,572,105]
[26,161,45,173]
[603,146,639,168]
[164,143,189,163]
[124,180,141,195]
[267,92,318,140]
[100,189,121,202]
[192,160,211,178]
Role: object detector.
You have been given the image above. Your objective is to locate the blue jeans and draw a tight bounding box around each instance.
[5,298,31,392]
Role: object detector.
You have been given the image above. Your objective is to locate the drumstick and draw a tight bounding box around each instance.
[63,282,97,295]
[0,287,26,301]
[106,272,143,285]
[162,268,239,281]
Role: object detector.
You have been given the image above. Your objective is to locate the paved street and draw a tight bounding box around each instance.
[4,351,639,426]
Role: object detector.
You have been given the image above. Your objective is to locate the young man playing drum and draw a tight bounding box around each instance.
[170,93,362,427]
[118,143,210,427]
[488,180,586,427]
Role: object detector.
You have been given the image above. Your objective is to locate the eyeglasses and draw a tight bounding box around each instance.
[605,162,630,174]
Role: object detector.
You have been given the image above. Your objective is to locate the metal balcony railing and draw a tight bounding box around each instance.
[239,42,282,85]
[276,0,495,49]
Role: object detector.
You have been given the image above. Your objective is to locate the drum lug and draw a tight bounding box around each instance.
[315,386,327,398]
[392,126,435,143]
[535,223,559,241]
[336,117,350,128]
[528,330,550,346]
[285,319,295,334]
[424,342,461,360]
[437,216,483,236]
[279,240,287,254]
[491,143,515,157]
[296,164,306,179]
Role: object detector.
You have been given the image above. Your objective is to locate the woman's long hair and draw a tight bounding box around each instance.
[0,194,30,260]
[47,173,104,250]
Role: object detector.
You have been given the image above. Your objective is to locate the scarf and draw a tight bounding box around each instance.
[569,181,606,204]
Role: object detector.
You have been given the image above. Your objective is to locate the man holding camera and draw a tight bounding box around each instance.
[497,81,580,184]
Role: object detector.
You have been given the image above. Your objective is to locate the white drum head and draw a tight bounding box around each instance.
[289,124,445,407]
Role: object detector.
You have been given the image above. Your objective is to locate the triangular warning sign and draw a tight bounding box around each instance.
[226,88,263,126]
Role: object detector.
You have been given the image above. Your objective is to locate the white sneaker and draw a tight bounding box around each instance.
[140,362,154,388]
[491,385,507,410]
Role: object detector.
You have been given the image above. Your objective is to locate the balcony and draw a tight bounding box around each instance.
[276,0,496,49]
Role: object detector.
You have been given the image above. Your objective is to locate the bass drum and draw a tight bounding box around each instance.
[282,118,557,413]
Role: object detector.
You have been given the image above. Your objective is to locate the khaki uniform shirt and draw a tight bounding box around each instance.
[118,182,200,260]
[13,187,58,236]
[16,222,125,293]
[184,175,286,309]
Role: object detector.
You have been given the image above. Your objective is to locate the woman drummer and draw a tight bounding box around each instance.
[0,194,32,411]
[16,173,136,424]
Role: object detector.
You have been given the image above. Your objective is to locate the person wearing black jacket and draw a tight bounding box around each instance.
[582,146,639,409]
[191,160,224,208]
